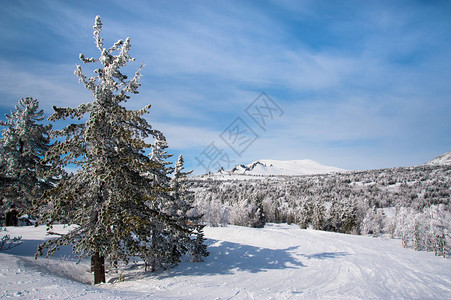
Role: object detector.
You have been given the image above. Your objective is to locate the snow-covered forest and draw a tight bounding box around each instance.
[192,164,451,257]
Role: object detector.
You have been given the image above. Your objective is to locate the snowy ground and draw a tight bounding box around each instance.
[1,224,450,299]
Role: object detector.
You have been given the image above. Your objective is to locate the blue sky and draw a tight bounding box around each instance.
[1,0,450,174]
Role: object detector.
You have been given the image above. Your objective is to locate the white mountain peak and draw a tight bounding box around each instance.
[219,159,346,177]
[426,151,451,166]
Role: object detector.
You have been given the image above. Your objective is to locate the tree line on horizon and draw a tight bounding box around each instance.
[192,164,450,257]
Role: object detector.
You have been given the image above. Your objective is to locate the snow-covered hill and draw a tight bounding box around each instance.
[1,224,450,299]
[205,159,345,178]
[426,151,451,166]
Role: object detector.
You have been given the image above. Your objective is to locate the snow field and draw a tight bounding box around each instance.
[1,224,450,299]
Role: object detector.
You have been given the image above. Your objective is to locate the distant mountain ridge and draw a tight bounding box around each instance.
[426,151,451,166]
[200,152,450,179]
[214,159,346,177]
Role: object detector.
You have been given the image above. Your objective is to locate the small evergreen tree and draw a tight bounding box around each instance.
[311,201,326,230]
[298,200,313,229]
[333,198,358,234]
[34,16,206,284]
[145,137,177,272]
[172,155,208,262]
[325,201,340,232]
[0,97,59,226]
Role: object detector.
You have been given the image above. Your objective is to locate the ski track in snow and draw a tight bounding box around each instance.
[1,224,450,299]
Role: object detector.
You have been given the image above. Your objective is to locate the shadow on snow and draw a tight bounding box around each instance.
[152,239,349,280]
[7,236,350,283]
[2,238,77,260]
[300,252,349,260]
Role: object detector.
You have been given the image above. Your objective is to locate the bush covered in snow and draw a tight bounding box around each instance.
[0,227,22,251]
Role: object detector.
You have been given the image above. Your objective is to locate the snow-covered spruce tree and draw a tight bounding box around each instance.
[247,194,266,228]
[298,199,313,229]
[339,198,359,234]
[0,97,59,226]
[172,155,208,262]
[35,16,205,284]
[144,136,176,272]
[142,142,208,270]
[311,201,326,230]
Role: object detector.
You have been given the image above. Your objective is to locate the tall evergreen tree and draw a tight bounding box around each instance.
[0,97,58,226]
[34,16,206,284]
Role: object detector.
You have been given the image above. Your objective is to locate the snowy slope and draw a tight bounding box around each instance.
[208,159,345,178]
[1,224,450,299]
[426,151,451,165]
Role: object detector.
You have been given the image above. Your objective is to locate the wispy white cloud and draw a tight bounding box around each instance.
[152,122,220,150]
[1,0,450,173]
[0,60,89,114]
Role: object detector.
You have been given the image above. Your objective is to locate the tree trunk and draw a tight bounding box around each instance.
[5,210,18,226]
[91,252,106,284]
